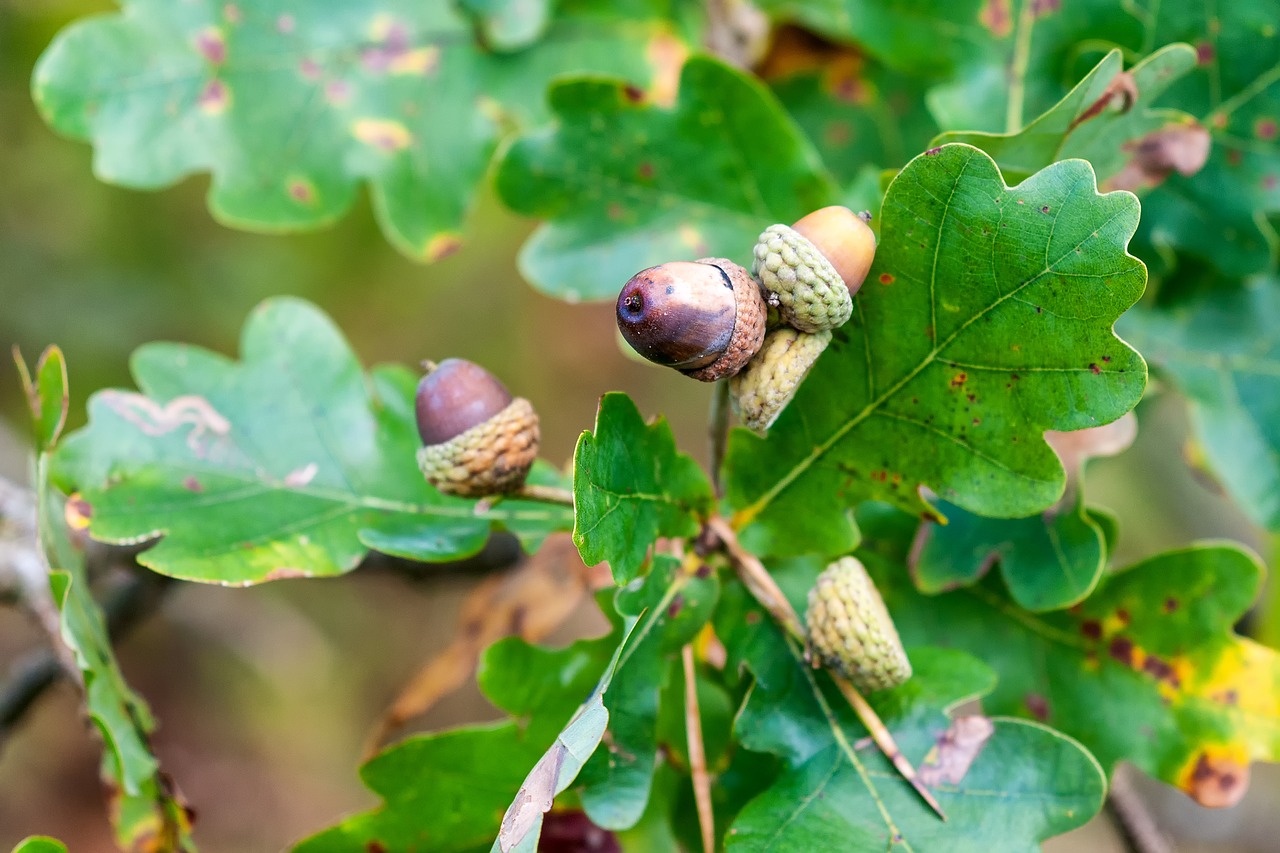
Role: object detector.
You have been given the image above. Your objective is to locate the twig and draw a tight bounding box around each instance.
[512,483,575,507]
[0,651,62,740]
[1107,764,1174,853]
[705,516,947,821]
[682,643,715,852]
[709,380,731,497]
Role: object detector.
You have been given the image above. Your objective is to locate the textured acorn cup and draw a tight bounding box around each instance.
[414,359,540,497]
[616,259,767,382]
[792,206,877,297]
[729,326,832,434]
[806,556,912,693]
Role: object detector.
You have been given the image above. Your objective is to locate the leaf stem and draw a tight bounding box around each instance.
[1107,764,1172,853]
[704,517,946,820]
[682,643,715,852]
[709,380,731,497]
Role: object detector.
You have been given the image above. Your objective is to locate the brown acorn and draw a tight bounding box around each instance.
[791,206,878,297]
[616,258,767,382]
[414,359,539,497]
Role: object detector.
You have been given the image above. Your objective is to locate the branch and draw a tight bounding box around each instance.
[682,643,715,852]
[704,516,947,821]
[1108,764,1173,853]
[709,380,730,497]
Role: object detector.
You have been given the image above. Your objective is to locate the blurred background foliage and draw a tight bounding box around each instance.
[0,1,1275,851]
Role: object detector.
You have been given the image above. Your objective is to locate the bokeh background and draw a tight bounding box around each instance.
[0,2,1276,851]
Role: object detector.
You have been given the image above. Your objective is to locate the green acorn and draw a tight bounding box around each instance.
[415,359,540,497]
[729,326,831,434]
[806,556,912,693]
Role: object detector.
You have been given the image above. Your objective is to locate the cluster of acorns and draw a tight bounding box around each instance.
[616,205,877,433]
[410,206,909,692]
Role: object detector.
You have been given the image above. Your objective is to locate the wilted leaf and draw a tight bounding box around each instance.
[1122,279,1280,530]
[370,533,599,750]
[496,55,837,301]
[51,298,571,584]
[874,529,1280,809]
[724,144,1147,559]
[937,46,1201,186]
[573,394,713,583]
[716,580,1105,850]
[33,2,690,261]
[579,555,720,830]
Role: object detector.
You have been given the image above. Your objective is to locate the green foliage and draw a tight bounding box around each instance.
[9,840,68,853]
[497,56,837,300]
[51,298,570,584]
[725,144,1146,558]
[19,0,1280,850]
[33,0,688,261]
[573,393,713,583]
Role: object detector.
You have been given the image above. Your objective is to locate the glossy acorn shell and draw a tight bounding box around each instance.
[415,358,513,445]
[616,258,766,382]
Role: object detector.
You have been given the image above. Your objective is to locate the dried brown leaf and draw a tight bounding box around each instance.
[918,715,995,786]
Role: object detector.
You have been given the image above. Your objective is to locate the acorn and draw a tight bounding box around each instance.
[753,206,876,333]
[414,359,540,497]
[729,326,831,434]
[806,556,911,693]
[616,258,767,382]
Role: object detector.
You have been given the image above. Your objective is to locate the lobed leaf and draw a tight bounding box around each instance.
[33,0,687,260]
[716,580,1105,850]
[868,520,1280,809]
[724,144,1147,559]
[572,393,712,584]
[51,297,571,585]
[496,55,838,301]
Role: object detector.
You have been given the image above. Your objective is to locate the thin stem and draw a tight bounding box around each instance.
[705,516,946,821]
[709,380,731,497]
[682,644,715,853]
[512,483,575,507]
[1107,764,1172,853]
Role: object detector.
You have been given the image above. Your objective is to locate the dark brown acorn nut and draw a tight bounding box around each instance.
[616,258,767,382]
[414,359,540,497]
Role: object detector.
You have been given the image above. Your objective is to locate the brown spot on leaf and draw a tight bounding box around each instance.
[1256,118,1279,140]
[1081,620,1102,640]
[925,146,943,156]
[879,272,895,284]
[198,79,231,114]
[425,232,463,262]
[623,83,645,103]
[950,372,967,388]
[1025,693,1050,721]
[1164,597,1178,613]
[288,178,317,205]
[195,28,226,64]
[637,161,655,180]
[366,843,388,853]
[919,715,995,786]
[1183,750,1250,808]
[1070,71,1138,132]
[277,14,296,33]
[1196,41,1216,65]
[979,0,1013,37]
[262,566,311,582]
[1030,0,1060,15]
[183,476,203,492]
[1108,636,1135,665]
[1142,655,1178,687]
[667,595,684,618]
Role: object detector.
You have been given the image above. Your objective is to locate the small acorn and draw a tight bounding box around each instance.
[753,206,877,333]
[414,359,540,497]
[729,326,831,434]
[806,556,912,693]
[616,258,767,382]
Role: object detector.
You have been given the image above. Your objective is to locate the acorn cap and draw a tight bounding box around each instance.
[616,259,766,382]
[417,397,540,497]
[729,326,831,434]
[806,556,912,693]
[752,224,853,333]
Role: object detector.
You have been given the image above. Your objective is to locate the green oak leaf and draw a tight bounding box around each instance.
[13,345,69,453]
[767,51,939,186]
[496,55,838,301]
[909,496,1108,611]
[724,144,1147,559]
[51,297,570,585]
[9,840,69,853]
[868,526,1280,809]
[715,582,1104,850]
[295,629,621,853]
[1135,2,1280,279]
[936,46,1201,186]
[580,554,720,829]
[1121,278,1280,531]
[33,0,686,260]
[573,393,713,583]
